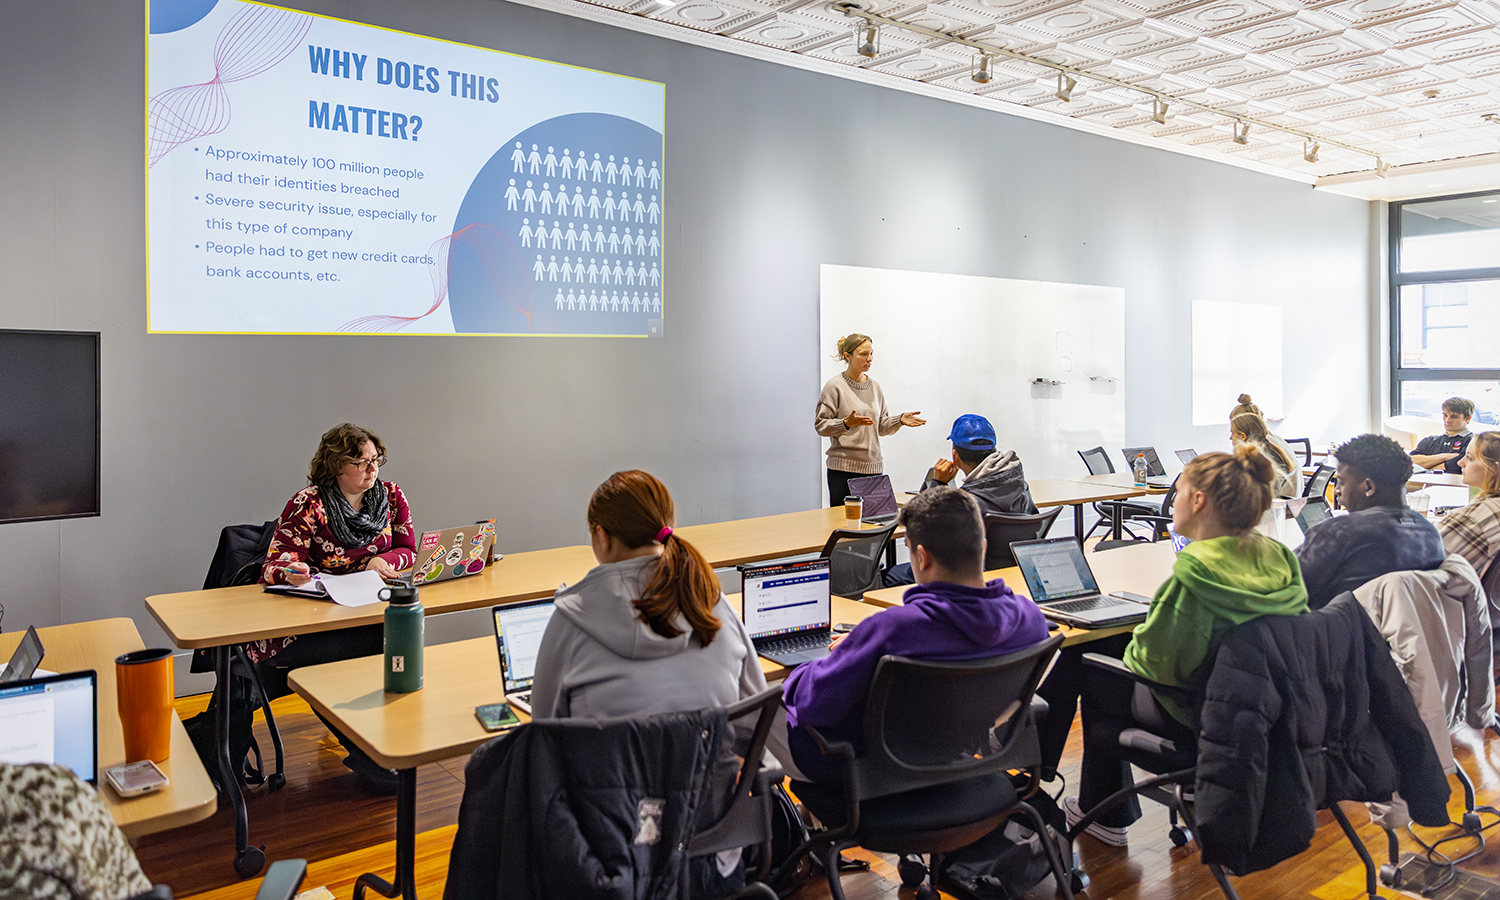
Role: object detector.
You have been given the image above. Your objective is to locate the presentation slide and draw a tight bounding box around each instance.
[147,0,665,336]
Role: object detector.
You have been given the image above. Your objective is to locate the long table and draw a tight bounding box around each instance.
[0,619,217,840]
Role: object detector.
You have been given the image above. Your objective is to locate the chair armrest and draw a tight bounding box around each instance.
[800,723,856,761]
[1081,653,1193,705]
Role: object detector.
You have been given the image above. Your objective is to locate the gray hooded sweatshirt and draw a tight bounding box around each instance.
[529,554,768,720]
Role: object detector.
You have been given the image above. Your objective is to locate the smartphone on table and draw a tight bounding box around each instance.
[105,760,169,796]
[475,702,521,732]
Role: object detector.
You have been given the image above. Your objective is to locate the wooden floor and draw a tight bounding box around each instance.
[134,692,1500,900]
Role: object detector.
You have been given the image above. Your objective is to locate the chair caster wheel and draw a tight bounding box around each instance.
[914,885,938,900]
[1169,826,1190,848]
[1070,869,1089,893]
[235,845,266,878]
[1462,811,1481,833]
[1379,863,1401,888]
[268,773,286,793]
[898,855,928,888]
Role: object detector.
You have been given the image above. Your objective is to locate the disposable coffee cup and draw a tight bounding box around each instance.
[844,496,862,522]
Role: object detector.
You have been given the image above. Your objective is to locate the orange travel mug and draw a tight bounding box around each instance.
[116,648,174,764]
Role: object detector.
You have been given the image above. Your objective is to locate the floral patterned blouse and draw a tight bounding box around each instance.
[247,481,416,663]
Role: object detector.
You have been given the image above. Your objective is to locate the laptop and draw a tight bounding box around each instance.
[740,558,834,668]
[406,521,497,586]
[1295,498,1331,534]
[492,598,557,714]
[0,626,44,683]
[846,474,899,525]
[0,669,98,785]
[1010,538,1151,627]
[1175,449,1199,466]
[1120,447,1175,488]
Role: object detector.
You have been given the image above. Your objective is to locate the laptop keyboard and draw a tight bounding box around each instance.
[760,631,830,654]
[510,690,531,706]
[1049,595,1130,615]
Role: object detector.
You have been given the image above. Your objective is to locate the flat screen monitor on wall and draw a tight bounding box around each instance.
[0,330,101,525]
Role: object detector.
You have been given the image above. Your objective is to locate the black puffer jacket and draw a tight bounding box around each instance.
[444,708,738,900]
[1194,592,1450,875]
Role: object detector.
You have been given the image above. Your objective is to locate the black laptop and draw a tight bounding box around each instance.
[1120,447,1175,488]
[739,558,834,668]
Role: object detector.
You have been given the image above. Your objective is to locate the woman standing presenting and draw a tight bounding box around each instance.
[815,333,925,506]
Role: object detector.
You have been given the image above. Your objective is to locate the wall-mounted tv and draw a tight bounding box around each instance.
[0,330,100,524]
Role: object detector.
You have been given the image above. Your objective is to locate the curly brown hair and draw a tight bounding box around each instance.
[307,423,386,486]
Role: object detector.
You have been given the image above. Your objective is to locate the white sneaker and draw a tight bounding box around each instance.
[1064,795,1128,847]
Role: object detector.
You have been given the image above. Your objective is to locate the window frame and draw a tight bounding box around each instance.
[1387,187,1500,416]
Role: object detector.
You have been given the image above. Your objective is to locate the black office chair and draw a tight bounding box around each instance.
[781,635,1074,900]
[819,522,898,599]
[1304,462,1335,503]
[983,507,1062,569]
[1077,447,1163,541]
[1283,437,1313,468]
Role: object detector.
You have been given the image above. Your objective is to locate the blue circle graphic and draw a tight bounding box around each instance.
[150,0,220,33]
[449,113,663,335]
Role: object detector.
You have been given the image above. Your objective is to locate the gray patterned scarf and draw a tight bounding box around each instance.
[321,479,390,549]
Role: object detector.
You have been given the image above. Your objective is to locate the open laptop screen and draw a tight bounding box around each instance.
[847,474,898,519]
[493,600,556,693]
[0,670,97,784]
[1012,540,1101,604]
[741,559,831,640]
[1175,449,1198,466]
[1120,447,1166,477]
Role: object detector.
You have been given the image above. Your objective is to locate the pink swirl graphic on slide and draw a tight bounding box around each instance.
[148,5,312,167]
[339,225,555,334]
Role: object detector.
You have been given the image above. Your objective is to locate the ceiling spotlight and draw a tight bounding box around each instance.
[1303,140,1320,163]
[972,54,993,84]
[1232,120,1250,144]
[1485,113,1500,125]
[654,0,677,6]
[1376,157,1390,178]
[1151,97,1168,125]
[1055,72,1077,103]
[856,23,879,58]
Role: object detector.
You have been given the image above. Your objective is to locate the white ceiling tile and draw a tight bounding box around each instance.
[1361,5,1500,49]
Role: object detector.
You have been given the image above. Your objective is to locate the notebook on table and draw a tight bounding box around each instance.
[1119,447,1175,488]
[0,669,97,784]
[740,558,834,668]
[492,598,557,715]
[846,474,900,525]
[1010,538,1150,628]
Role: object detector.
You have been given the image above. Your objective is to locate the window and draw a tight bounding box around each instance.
[1390,189,1500,424]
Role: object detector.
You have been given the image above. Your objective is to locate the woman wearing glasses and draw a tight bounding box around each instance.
[250,423,416,790]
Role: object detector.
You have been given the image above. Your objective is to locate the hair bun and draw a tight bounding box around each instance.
[1233,443,1275,486]
[1238,393,1253,404]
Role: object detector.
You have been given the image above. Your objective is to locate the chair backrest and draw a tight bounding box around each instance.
[1304,462,1335,500]
[856,634,1063,801]
[819,523,897,598]
[203,521,277,590]
[1283,437,1312,468]
[982,508,1062,569]
[1078,446,1114,476]
[686,686,783,867]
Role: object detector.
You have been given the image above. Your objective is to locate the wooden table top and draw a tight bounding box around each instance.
[0,619,218,839]
[149,506,899,649]
[1060,473,1171,495]
[859,540,1178,647]
[1410,471,1466,488]
[1030,478,1156,507]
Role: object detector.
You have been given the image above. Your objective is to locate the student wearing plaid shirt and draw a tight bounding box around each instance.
[1439,431,1500,627]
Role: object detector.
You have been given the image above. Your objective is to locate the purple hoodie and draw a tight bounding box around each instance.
[782,577,1050,780]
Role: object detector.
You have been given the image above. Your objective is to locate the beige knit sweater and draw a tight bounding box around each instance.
[815,372,904,474]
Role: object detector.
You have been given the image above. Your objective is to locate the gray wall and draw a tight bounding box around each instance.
[1,0,1372,645]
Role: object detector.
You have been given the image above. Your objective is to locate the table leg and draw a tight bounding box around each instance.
[354,768,418,900]
[1073,504,1084,544]
[216,647,265,878]
[1111,504,1124,541]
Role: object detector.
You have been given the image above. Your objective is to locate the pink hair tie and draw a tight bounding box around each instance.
[656,526,674,542]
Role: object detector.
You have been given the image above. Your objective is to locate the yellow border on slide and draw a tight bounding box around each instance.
[145,0,666,338]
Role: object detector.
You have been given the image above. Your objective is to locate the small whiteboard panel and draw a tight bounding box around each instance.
[819,265,1125,484]
[1191,301,1283,426]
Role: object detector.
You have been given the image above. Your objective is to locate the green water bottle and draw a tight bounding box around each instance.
[380,585,423,693]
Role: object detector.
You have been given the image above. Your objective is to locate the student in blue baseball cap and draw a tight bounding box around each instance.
[882,414,1038,586]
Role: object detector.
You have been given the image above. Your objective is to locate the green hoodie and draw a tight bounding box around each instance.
[1124,535,1308,725]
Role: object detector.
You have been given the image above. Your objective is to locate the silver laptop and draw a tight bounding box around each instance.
[492,598,557,714]
[1010,538,1150,627]
[0,669,97,784]
[1120,447,1175,488]
[847,474,899,525]
[1175,449,1199,466]
[740,558,834,668]
[0,626,43,683]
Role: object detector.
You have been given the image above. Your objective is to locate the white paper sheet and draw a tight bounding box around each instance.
[316,570,389,607]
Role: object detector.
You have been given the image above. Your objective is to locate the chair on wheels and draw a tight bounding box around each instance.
[819,522,898,599]
[1283,437,1313,468]
[982,507,1062,569]
[1077,447,1165,541]
[778,635,1075,900]
[1069,594,1450,900]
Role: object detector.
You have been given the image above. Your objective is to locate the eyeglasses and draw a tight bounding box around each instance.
[346,455,386,471]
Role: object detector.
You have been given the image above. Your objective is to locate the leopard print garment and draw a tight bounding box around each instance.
[0,763,152,900]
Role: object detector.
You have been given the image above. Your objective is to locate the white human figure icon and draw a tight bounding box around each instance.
[612,259,624,284]
[544,147,558,177]
[527,144,542,174]
[510,142,525,172]
[565,223,579,250]
[589,290,599,311]
[571,187,585,217]
[505,179,519,211]
[561,256,572,282]
[533,222,547,250]
[634,230,647,255]
[629,291,640,312]
[547,256,560,280]
[555,288,564,310]
[522,181,536,213]
[649,229,660,256]
[648,161,660,189]
[590,153,603,182]
[550,221,562,247]
[587,189,601,219]
[572,257,584,282]
[647,195,660,225]
[633,194,646,223]
[593,226,607,254]
[578,223,591,250]
[587,258,599,284]
[634,159,646,187]
[616,193,630,221]
[624,263,635,286]
[606,155,618,184]
[561,149,574,180]
[566,289,576,311]
[607,227,620,254]
[622,227,633,255]
[519,218,532,247]
[651,292,661,313]
[650,262,660,286]
[532,255,545,281]
[603,190,615,221]
[539,183,553,215]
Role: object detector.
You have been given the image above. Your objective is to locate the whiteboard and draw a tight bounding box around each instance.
[819,265,1125,485]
